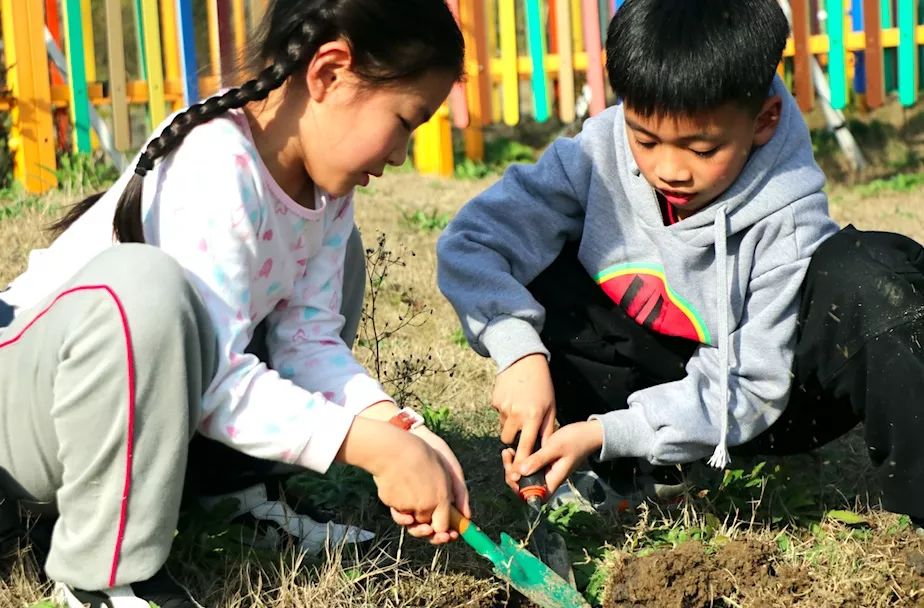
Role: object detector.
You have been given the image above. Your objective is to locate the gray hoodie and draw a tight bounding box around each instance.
[437,77,839,468]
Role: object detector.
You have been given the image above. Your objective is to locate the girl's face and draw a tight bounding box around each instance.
[300,48,455,197]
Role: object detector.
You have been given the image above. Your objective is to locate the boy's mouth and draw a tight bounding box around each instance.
[660,190,696,206]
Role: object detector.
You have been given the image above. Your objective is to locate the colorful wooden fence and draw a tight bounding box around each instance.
[1,0,923,192]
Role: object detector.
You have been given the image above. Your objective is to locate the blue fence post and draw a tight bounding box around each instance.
[176,0,199,104]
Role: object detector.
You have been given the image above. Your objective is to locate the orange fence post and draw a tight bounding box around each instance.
[2,0,57,192]
[461,0,489,162]
[447,0,470,129]
[791,0,814,111]
[556,0,576,122]
[863,0,884,107]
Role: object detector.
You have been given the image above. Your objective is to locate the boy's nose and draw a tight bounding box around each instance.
[655,151,692,184]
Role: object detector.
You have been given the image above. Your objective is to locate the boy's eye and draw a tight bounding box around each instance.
[398,116,413,131]
[635,139,656,149]
[692,147,719,158]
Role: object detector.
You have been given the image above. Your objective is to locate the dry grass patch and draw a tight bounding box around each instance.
[1,171,923,606]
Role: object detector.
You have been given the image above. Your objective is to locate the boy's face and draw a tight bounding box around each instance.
[624,97,782,219]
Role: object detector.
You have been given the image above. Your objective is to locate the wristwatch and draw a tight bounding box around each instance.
[388,406,425,431]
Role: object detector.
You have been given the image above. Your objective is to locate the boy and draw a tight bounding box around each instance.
[438,0,924,526]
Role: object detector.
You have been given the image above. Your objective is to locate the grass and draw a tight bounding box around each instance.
[2,170,924,607]
[855,171,924,196]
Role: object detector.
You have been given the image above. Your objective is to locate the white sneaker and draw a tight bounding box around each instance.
[199,483,375,555]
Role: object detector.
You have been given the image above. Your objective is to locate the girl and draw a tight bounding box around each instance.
[0,1,468,606]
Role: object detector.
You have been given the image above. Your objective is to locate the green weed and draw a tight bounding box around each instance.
[485,138,537,165]
[856,171,924,196]
[454,158,496,179]
[454,137,539,180]
[709,460,821,524]
[450,327,468,348]
[55,152,119,193]
[0,194,54,222]
[403,209,452,233]
[420,403,452,434]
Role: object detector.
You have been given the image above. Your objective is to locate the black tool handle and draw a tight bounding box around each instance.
[509,433,550,503]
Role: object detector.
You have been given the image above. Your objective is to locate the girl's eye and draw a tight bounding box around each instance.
[399,117,413,131]
[635,140,656,149]
[692,147,719,158]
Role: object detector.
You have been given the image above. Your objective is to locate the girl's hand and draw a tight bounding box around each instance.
[502,420,604,494]
[493,353,557,467]
[388,427,470,544]
[411,426,471,518]
[337,418,459,544]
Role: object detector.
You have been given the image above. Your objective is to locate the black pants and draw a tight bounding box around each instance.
[528,226,924,519]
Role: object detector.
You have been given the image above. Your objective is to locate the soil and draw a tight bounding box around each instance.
[603,536,924,608]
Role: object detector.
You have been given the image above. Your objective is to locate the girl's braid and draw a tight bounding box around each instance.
[116,7,335,242]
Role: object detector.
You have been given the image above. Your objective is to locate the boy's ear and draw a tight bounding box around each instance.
[305,39,354,102]
[752,95,782,146]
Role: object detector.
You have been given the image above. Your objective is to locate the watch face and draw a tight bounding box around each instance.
[389,411,414,430]
[389,408,423,431]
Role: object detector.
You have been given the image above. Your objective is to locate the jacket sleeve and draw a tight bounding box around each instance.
[437,135,590,371]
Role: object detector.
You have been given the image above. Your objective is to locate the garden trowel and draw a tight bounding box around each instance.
[514,438,576,586]
[449,506,588,608]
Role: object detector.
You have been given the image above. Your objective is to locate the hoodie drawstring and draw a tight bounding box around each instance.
[708,207,731,469]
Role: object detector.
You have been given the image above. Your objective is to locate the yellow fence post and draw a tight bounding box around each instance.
[413,105,453,178]
[160,0,183,110]
[1,0,57,192]
[140,0,168,125]
[498,0,519,126]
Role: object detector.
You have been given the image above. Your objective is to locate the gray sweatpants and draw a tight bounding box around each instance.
[0,230,366,590]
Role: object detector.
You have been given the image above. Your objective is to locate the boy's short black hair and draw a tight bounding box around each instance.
[606,0,790,117]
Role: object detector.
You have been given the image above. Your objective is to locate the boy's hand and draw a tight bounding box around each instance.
[493,353,557,467]
[502,420,604,494]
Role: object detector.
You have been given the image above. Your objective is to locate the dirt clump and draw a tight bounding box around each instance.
[603,534,924,607]
[605,540,805,608]
[603,539,803,607]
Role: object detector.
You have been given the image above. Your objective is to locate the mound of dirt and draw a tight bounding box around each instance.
[603,539,795,607]
[603,536,924,608]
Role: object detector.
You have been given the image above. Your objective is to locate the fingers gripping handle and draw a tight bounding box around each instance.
[512,434,550,503]
[450,505,469,533]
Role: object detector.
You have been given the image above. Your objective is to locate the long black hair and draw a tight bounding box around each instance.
[52,0,464,242]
